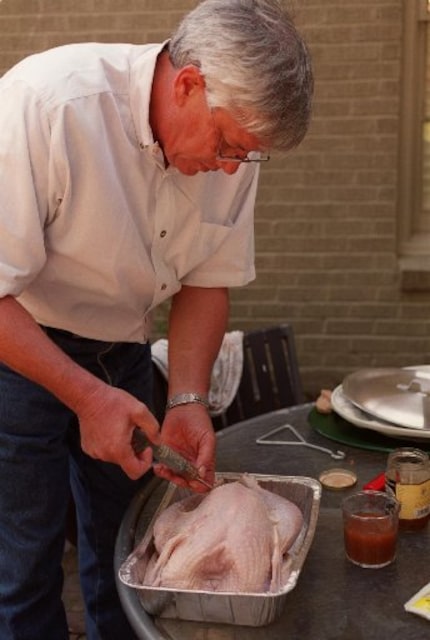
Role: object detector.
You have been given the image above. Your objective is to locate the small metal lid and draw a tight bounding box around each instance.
[319,468,357,490]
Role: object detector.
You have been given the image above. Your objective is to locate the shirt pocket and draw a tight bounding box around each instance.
[168,221,233,281]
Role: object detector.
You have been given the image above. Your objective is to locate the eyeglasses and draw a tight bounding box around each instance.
[208,103,270,163]
[216,150,271,163]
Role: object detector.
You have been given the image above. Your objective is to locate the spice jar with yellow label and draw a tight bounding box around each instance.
[385,447,430,532]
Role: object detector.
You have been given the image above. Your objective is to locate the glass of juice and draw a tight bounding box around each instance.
[342,490,400,568]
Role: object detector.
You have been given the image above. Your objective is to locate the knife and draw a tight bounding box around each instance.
[131,427,213,489]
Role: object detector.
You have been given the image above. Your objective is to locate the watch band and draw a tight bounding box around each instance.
[166,392,209,411]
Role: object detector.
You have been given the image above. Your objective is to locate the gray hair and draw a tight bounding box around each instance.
[169,0,313,151]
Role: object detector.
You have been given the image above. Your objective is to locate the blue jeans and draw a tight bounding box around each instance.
[0,328,153,640]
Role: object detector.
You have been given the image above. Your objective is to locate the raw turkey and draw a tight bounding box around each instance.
[141,474,304,593]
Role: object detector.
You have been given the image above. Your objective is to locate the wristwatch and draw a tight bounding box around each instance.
[166,392,209,410]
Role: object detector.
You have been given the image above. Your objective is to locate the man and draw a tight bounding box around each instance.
[0,0,313,638]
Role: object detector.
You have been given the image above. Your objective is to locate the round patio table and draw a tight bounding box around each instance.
[115,403,430,640]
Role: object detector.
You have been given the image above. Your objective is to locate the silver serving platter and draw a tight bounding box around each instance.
[331,385,430,441]
[342,368,430,430]
[118,472,321,627]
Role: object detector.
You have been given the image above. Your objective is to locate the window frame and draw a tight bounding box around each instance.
[398,0,430,278]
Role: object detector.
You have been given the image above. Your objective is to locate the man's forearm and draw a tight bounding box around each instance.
[167,285,229,398]
[0,295,104,413]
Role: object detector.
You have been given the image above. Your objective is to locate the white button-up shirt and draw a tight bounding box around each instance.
[0,42,258,342]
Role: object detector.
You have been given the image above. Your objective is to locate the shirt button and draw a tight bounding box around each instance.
[161,283,167,290]
[160,230,167,238]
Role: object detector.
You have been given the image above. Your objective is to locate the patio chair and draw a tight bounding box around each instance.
[211,324,304,430]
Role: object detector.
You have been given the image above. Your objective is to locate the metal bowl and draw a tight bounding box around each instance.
[342,368,430,430]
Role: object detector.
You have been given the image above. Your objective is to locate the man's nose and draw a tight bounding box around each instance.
[218,161,241,175]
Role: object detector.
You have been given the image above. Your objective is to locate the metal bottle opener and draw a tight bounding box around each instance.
[256,423,346,460]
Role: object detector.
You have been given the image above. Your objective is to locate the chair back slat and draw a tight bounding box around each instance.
[213,324,303,429]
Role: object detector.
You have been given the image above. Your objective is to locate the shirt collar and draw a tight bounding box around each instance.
[129,40,169,150]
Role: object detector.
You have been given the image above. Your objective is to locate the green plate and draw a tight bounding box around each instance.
[308,407,430,453]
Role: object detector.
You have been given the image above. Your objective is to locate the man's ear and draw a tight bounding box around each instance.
[173,65,206,106]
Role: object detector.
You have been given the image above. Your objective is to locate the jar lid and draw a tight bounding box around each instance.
[319,468,357,490]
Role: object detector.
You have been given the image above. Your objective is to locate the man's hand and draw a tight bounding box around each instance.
[76,381,161,480]
[155,404,216,492]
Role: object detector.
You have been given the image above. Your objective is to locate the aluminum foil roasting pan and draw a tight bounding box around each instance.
[118,472,321,627]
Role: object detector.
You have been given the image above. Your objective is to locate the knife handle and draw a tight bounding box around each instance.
[131,428,200,480]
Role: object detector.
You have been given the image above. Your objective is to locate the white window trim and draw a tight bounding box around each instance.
[398,0,430,282]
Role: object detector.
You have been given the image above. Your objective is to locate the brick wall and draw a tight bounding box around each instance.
[1,0,429,399]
